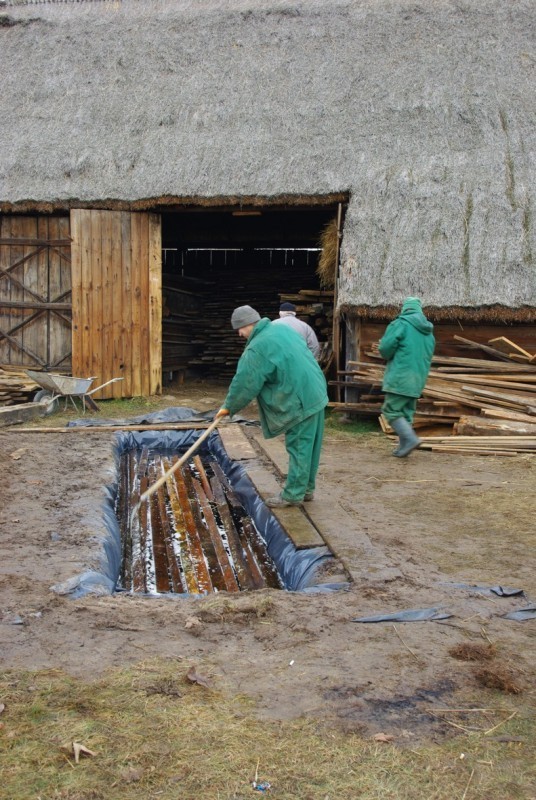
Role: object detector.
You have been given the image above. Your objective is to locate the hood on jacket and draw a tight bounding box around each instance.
[400,297,434,334]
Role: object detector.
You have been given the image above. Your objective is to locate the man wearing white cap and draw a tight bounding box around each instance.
[216,305,328,507]
[273,302,320,359]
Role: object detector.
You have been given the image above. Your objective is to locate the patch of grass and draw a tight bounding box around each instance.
[325,409,380,437]
[1,662,535,800]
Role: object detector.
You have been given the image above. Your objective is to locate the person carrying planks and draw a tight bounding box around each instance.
[272,301,321,359]
[379,297,435,457]
[216,305,328,507]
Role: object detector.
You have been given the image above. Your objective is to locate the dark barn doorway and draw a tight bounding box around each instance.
[160,205,342,382]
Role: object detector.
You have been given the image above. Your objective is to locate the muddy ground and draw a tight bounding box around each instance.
[1,381,535,742]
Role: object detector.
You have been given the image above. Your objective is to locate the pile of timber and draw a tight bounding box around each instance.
[162,248,330,379]
[162,285,202,373]
[187,287,331,380]
[278,288,334,342]
[0,366,39,406]
[330,334,536,455]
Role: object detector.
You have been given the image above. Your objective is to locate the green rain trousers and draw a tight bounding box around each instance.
[282,409,325,502]
[381,393,418,424]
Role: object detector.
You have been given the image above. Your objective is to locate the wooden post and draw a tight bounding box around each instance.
[332,203,343,402]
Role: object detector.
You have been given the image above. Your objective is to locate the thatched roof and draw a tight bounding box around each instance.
[1,0,535,312]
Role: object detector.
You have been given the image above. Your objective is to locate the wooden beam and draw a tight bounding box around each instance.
[0,238,71,247]
[0,300,72,311]
[8,422,211,433]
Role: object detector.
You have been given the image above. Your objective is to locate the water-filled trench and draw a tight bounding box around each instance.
[117,449,282,594]
[103,429,344,596]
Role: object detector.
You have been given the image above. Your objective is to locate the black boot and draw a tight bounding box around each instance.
[390,417,421,457]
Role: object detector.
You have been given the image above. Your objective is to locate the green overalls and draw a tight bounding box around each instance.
[223,318,328,502]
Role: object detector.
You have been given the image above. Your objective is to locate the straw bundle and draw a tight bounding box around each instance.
[316,218,338,289]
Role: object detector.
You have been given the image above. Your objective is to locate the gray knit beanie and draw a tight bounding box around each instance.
[231,305,261,330]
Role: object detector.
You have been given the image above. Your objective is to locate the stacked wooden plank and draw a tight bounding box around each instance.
[186,283,326,378]
[278,288,334,342]
[330,334,536,455]
[0,365,39,406]
[118,448,282,594]
[162,281,204,373]
[163,248,325,380]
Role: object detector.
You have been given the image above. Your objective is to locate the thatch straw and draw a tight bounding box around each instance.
[340,304,536,324]
[316,218,338,289]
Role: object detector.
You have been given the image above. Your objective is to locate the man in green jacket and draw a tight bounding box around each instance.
[217,305,328,507]
[379,297,435,457]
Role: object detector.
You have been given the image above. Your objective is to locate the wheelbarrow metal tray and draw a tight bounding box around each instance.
[26,370,93,397]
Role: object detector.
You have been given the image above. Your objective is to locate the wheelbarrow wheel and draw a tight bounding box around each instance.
[34,389,59,416]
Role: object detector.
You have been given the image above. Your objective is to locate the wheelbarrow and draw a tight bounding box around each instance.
[26,370,124,414]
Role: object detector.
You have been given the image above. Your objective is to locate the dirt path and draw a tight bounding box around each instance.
[1,384,534,740]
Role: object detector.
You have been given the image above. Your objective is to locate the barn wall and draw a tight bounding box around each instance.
[357,319,536,362]
[0,215,72,370]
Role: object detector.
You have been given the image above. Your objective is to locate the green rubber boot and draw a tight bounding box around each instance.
[390,417,421,457]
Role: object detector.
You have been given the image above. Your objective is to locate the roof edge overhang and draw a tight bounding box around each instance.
[341,304,536,325]
[0,193,350,215]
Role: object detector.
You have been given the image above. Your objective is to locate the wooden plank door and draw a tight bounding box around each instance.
[71,210,162,399]
[0,215,72,369]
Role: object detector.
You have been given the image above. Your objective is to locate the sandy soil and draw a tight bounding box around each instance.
[1,382,535,742]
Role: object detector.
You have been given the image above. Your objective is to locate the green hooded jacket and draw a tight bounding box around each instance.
[379,298,435,398]
[223,318,328,438]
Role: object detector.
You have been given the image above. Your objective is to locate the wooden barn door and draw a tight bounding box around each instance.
[0,216,72,370]
[70,210,162,399]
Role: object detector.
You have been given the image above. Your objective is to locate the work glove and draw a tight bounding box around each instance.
[215,408,230,420]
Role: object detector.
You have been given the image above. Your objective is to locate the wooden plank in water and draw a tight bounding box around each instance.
[156,480,184,594]
[132,474,148,592]
[240,518,281,590]
[210,475,256,590]
[163,457,201,595]
[188,476,239,593]
[193,454,214,501]
[210,461,278,588]
[170,460,213,594]
[234,518,266,590]
[208,461,265,589]
[131,449,149,592]
[148,462,171,593]
[181,471,229,593]
[137,447,150,479]
[117,452,131,590]
[209,461,242,511]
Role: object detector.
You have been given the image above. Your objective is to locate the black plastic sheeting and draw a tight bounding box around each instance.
[67,406,208,427]
[74,427,345,600]
[67,407,260,427]
[501,606,536,621]
[439,582,525,598]
[353,607,453,623]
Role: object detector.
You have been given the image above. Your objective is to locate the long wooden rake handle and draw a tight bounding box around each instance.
[130,417,221,523]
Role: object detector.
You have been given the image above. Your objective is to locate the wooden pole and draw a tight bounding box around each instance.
[332,203,343,402]
[7,422,211,434]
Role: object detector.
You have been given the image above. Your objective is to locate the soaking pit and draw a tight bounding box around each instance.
[104,428,349,597]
